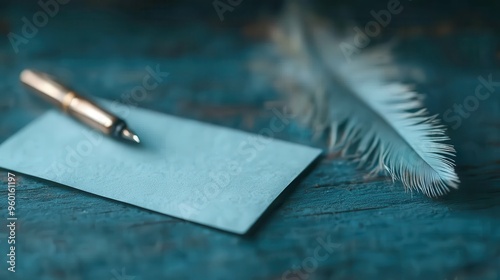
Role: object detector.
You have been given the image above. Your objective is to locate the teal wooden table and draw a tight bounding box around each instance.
[0,1,499,279]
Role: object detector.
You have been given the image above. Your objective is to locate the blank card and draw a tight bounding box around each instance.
[0,102,321,234]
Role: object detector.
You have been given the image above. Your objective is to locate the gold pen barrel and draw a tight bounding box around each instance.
[20,69,121,135]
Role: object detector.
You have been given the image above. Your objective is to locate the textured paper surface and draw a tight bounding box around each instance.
[0,102,320,234]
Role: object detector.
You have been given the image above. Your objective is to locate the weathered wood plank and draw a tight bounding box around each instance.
[0,2,499,279]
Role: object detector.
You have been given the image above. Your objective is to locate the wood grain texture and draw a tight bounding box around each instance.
[0,2,499,279]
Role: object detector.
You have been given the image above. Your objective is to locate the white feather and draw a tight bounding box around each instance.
[268,3,460,197]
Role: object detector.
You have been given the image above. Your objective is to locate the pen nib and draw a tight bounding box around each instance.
[121,128,141,144]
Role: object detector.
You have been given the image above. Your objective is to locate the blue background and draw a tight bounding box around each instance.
[0,0,499,279]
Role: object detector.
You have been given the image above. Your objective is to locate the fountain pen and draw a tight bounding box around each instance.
[20,69,141,144]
